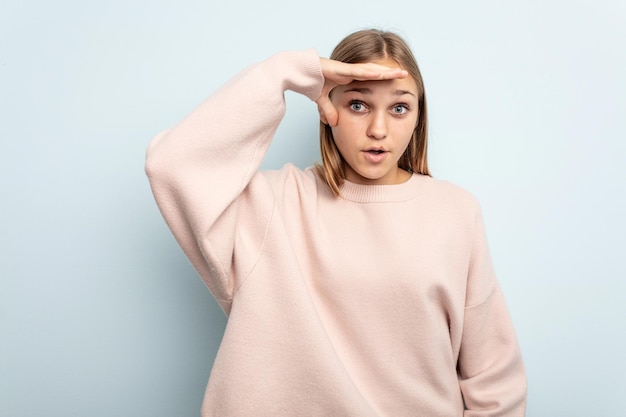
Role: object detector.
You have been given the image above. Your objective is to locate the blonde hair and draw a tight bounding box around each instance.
[315,29,430,196]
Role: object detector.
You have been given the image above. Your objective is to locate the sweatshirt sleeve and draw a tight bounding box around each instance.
[145,50,323,313]
[458,205,527,416]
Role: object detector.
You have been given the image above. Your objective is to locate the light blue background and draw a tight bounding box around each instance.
[1,1,625,416]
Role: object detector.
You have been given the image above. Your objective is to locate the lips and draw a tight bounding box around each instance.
[362,148,388,163]
[364,147,387,154]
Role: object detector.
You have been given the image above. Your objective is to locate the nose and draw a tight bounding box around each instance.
[366,111,387,140]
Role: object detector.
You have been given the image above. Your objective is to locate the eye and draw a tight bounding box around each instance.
[349,100,367,113]
[391,104,409,115]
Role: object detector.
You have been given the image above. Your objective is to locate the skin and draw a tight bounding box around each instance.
[315,58,419,186]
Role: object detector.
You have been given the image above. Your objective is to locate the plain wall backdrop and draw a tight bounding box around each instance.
[1,0,625,416]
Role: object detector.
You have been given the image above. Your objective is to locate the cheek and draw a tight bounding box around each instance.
[330,127,348,154]
[395,119,418,140]
[331,120,359,146]
[329,127,358,163]
[391,123,416,156]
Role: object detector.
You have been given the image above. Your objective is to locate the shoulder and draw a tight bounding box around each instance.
[261,163,316,183]
[418,175,481,214]
[259,163,322,199]
[411,175,485,240]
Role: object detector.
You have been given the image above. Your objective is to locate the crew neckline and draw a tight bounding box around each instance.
[338,173,424,203]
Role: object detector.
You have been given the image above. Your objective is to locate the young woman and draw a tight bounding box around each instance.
[146,29,527,417]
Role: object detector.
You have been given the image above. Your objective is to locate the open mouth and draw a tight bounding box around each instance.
[366,149,385,154]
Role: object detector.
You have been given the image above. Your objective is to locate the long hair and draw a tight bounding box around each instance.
[315,29,429,196]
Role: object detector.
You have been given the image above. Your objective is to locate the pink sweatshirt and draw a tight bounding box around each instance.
[146,49,527,416]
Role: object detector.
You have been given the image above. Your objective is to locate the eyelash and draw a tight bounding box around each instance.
[392,104,410,115]
[348,100,410,115]
[349,100,367,112]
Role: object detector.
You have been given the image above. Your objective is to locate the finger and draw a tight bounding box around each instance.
[315,93,337,126]
[325,105,338,127]
[322,59,406,85]
[317,103,328,125]
[346,66,408,81]
[317,97,338,126]
[379,68,409,80]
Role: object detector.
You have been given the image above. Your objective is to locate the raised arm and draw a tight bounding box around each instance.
[145,50,323,312]
[145,50,408,313]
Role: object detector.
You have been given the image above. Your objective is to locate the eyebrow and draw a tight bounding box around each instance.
[343,87,416,97]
